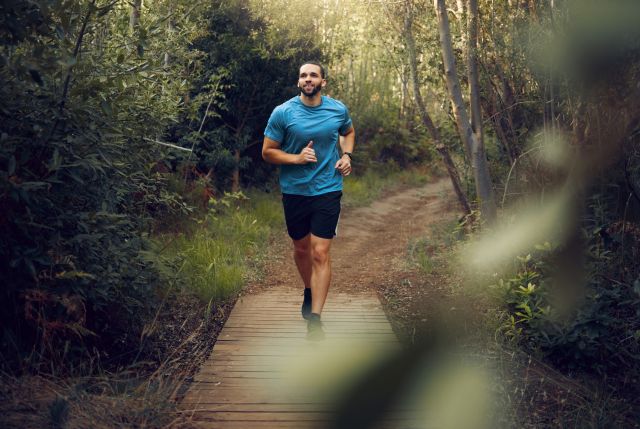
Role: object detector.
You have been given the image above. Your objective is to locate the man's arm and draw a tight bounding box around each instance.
[262,136,317,165]
[335,126,355,176]
[339,126,355,155]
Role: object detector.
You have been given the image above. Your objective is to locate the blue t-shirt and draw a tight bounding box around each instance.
[264,95,353,196]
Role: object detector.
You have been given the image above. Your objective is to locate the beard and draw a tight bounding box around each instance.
[300,83,322,97]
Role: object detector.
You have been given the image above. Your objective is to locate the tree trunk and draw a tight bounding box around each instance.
[435,0,496,221]
[232,149,240,192]
[404,1,471,215]
[467,0,482,142]
[571,99,587,147]
[484,91,516,164]
[164,1,175,67]
[129,0,141,34]
[467,0,496,221]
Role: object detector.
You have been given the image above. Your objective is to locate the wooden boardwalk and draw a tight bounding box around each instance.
[179,288,417,428]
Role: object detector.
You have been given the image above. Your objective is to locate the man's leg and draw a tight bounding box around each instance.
[292,234,312,288]
[309,234,333,315]
[293,234,313,319]
[282,193,314,318]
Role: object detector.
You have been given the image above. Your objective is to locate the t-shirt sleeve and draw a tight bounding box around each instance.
[264,107,285,143]
[339,104,353,135]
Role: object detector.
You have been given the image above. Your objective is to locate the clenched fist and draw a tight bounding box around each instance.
[335,154,352,176]
[298,141,317,164]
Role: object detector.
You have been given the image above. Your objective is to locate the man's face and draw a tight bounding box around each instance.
[298,64,325,97]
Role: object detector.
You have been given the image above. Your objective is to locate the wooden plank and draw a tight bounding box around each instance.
[185,411,340,423]
[227,315,387,320]
[185,421,325,429]
[180,289,400,428]
[180,403,422,416]
[179,403,328,412]
[187,412,421,426]
[185,422,419,429]
[220,328,395,334]
[183,390,315,404]
[218,331,397,337]
[223,320,390,326]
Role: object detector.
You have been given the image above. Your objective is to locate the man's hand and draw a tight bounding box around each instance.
[298,141,317,164]
[335,154,352,176]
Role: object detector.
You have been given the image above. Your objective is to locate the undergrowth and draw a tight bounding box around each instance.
[158,190,283,303]
[395,212,640,427]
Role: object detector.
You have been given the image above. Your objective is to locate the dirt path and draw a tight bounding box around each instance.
[243,176,458,316]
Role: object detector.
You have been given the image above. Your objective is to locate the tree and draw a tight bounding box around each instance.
[404,0,471,215]
[434,0,496,221]
[177,0,323,191]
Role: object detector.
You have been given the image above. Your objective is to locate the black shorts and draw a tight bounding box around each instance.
[282,191,342,240]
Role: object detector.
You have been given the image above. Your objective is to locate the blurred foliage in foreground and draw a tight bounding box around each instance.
[477,1,640,376]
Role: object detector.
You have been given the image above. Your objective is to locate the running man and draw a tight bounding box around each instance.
[262,61,355,340]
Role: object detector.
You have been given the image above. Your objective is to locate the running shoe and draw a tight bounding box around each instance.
[306,313,325,341]
[301,288,312,320]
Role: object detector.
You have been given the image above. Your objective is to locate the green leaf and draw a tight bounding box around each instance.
[55,25,65,40]
[8,155,16,175]
[28,69,44,86]
[49,149,61,172]
[633,278,640,297]
[100,100,113,116]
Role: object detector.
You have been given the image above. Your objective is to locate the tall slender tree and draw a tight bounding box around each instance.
[434,0,496,221]
[129,0,141,33]
[404,0,471,215]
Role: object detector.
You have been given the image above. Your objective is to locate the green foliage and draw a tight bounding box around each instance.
[161,191,283,303]
[491,246,553,345]
[170,0,323,190]
[493,234,640,373]
[365,120,434,169]
[0,0,205,372]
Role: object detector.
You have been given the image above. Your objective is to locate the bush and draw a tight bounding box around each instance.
[0,0,196,372]
[492,235,640,373]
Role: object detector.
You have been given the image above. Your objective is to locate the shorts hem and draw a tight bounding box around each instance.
[309,231,335,240]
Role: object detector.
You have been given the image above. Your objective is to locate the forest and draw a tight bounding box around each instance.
[1,0,640,427]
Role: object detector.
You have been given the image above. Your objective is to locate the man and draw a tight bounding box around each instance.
[262,61,355,340]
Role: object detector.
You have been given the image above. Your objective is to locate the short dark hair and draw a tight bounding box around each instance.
[299,61,326,79]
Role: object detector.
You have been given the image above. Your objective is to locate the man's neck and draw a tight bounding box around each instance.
[299,93,322,107]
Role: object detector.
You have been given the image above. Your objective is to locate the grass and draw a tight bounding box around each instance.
[0,314,217,429]
[408,237,436,274]
[342,166,430,207]
[159,190,284,303]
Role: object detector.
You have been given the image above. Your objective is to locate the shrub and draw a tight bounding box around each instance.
[0,0,195,372]
[492,236,640,373]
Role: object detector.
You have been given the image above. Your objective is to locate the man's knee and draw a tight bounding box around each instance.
[293,237,311,259]
[311,245,330,266]
[294,245,310,259]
